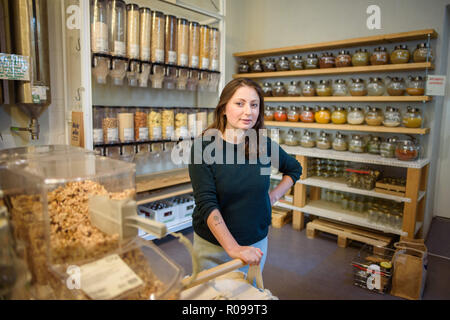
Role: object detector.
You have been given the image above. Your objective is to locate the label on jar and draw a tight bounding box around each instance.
[191,56,199,68]
[177,126,188,139]
[168,51,177,64]
[211,59,219,71]
[152,127,162,140]
[179,54,188,66]
[201,57,210,69]
[155,49,164,63]
[141,47,150,61]
[114,41,126,56]
[124,128,134,141]
[139,127,149,140]
[93,129,103,144]
[165,126,174,140]
[129,44,139,58]
[107,128,118,142]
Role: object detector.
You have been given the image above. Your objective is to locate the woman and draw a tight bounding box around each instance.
[188,78,302,276]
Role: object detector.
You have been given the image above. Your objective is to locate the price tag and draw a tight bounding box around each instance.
[426,75,446,96]
[0,54,30,81]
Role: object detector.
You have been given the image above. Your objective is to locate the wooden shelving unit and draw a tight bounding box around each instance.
[263,96,432,103]
[136,168,191,193]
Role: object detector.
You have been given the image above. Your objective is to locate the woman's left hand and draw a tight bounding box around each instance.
[269,191,278,206]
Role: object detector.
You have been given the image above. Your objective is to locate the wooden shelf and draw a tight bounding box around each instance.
[233,29,437,58]
[233,62,434,79]
[263,96,432,103]
[139,218,193,241]
[265,121,430,135]
[136,168,190,193]
[136,183,193,205]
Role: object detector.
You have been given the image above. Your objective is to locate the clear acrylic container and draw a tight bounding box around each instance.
[126,4,140,60]
[177,18,189,67]
[176,67,189,90]
[165,15,178,65]
[91,0,109,54]
[175,108,188,140]
[93,106,104,145]
[103,107,119,144]
[189,21,200,69]
[187,70,199,91]
[134,108,149,141]
[108,0,126,57]
[148,108,162,141]
[162,108,175,140]
[151,11,165,63]
[199,25,210,70]
[209,27,220,71]
[118,108,135,143]
[139,7,152,61]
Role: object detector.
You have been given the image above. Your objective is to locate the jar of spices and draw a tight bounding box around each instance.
[370,46,389,65]
[264,106,275,121]
[287,105,300,122]
[336,50,352,67]
[406,76,425,96]
[238,60,250,73]
[402,107,422,128]
[304,53,319,69]
[391,45,410,64]
[134,107,149,141]
[367,77,386,96]
[276,56,290,71]
[347,107,365,125]
[317,131,332,150]
[349,134,366,153]
[316,80,332,96]
[367,136,381,154]
[332,132,348,151]
[386,77,405,96]
[300,130,315,148]
[287,81,302,96]
[262,58,276,72]
[331,106,347,124]
[284,129,300,146]
[365,106,383,126]
[315,106,331,124]
[395,140,420,161]
[413,42,434,63]
[352,49,370,66]
[250,59,263,73]
[349,78,368,96]
[289,55,304,70]
[380,137,397,158]
[118,108,134,142]
[302,80,316,96]
[274,106,288,122]
[273,81,286,97]
[319,52,335,68]
[383,106,401,127]
[300,106,315,122]
[262,82,273,97]
[332,79,348,96]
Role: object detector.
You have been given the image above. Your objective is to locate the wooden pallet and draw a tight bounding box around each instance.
[271,207,292,228]
[306,219,393,248]
[375,182,406,197]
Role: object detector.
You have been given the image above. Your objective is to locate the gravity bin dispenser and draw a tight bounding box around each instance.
[4,0,51,140]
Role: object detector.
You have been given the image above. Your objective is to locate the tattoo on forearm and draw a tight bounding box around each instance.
[213,214,223,227]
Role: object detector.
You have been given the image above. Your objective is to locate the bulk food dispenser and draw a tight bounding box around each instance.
[0,151,185,300]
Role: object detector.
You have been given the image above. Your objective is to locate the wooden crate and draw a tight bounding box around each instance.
[306,219,393,248]
[271,207,292,228]
[375,182,406,197]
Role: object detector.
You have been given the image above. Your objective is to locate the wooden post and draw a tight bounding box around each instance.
[293,155,308,230]
[416,164,429,238]
[402,167,422,238]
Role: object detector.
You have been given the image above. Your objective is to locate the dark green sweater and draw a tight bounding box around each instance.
[188,135,302,246]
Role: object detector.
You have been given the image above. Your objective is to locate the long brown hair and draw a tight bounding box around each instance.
[203,78,266,159]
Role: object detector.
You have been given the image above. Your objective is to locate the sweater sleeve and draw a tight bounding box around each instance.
[188,141,220,224]
[270,139,302,184]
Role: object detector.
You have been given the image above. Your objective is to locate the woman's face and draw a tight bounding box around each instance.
[224,85,260,131]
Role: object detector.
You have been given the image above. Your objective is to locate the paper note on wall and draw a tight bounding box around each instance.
[426,75,446,96]
[71,111,85,148]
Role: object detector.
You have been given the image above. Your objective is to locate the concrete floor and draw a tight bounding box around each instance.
[154,216,450,300]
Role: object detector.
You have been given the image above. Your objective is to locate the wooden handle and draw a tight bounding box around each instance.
[182,259,245,290]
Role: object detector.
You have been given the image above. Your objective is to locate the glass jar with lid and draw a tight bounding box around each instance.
[274,106,288,122]
[332,132,348,151]
[315,106,331,124]
[406,76,425,96]
[316,131,332,150]
[287,81,302,96]
[387,77,406,96]
[347,107,365,125]
[332,79,348,96]
[365,106,383,126]
[413,42,434,63]
[336,50,352,67]
[349,134,366,153]
[352,49,370,66]
[380,137,398,158]
[383,106,401,127]
[284,129,300,146]
[367,77,386,96]
[262,82,273,97]
[402,107,422,128]
[367,136,381,154]
[262,58,276,72]
[391,45,410,64]
[302,80,316,96]
[319,52,335,68]
[250,59,263,73]
[304,53,319,69]
[331,106,347,124]
[370,46,389,65]
[287,105,300,122]
[395,140,420,161]
[289,55,304,70]
[349,78,368,96]
[300,106,315,123]
[276,56,290,71]
[273,81,286,97]
[264,106,275,121]
[238,60,250,73]
[316,80,332,96]
[269,129,283,145]
[93,106,104,145]
[300,130,315,148]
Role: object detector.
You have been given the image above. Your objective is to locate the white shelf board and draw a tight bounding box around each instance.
[139,218,193,241]
[274,199,407,236]
[281,145,430,169]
